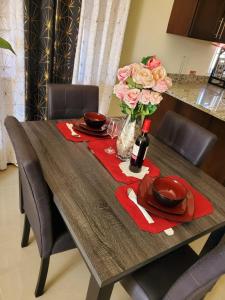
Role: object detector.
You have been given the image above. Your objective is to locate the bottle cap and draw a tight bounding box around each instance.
[142,118,151,133]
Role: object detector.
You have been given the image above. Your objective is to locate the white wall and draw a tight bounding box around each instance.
[120,0,217,75]
[108,0,217,115]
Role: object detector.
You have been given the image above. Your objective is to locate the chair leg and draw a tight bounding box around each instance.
[35,257,50,297]
[21,215,30,247]
[18,172,24,213]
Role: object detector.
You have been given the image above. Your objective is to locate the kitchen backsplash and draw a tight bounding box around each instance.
[168,73,209,84]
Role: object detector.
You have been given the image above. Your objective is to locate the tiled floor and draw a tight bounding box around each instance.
[0,166,219,300]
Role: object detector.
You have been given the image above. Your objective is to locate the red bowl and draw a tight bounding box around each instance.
[84,112,106,129]
[152,176,187,207]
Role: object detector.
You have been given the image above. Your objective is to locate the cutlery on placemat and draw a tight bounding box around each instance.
[66,123,80,137]
[127,188,154,224]
[127,188,174,236]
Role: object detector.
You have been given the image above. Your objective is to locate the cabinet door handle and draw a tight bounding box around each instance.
[219,21,225,40]
[215,18,224,38]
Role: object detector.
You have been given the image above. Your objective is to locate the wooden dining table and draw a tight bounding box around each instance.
[23,120,225,300]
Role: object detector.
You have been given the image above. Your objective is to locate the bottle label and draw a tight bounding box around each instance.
[131,144,139,159]
[131,145,149,160]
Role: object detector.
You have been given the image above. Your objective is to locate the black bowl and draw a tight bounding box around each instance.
[84,112,106,129]
[152,176,187,207]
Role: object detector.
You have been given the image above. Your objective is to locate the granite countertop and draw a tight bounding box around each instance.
[166,81,225,122]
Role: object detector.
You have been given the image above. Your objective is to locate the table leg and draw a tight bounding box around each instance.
[200,226,225,256]
[86,276,114,300]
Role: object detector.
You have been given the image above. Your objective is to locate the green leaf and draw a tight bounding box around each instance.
[120,102,132,115]
[141,55,153,65]
[119,102,158,119]
[135,82,143,89]
[125,106,131,115]
[120,102,126,114]
[126,77,143,89]
[147,104,157,115]
[126,77,136,88]
[0,37,16,54]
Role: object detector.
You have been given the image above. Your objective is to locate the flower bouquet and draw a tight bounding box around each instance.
[113,55,172,160]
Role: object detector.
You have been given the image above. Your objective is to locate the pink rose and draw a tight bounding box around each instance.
[132,66,155,88]
[149,91,163,105]
[138,90,152,105]
[146,56,161,70]
[152,66,167,81]
[117,65,131,82]
[165,76,172,88]
[123,88,140,109]
[131,63,142,76]
[113,82,129,100]
[152,76,172,93]
[152,80,168,93]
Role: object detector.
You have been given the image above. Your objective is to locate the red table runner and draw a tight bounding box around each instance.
[88,139,160,184]
[56,121,101,142]
[115,176,213,233]
[57,122,160,184]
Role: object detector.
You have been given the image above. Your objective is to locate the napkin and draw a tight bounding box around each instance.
[119,161,149,179]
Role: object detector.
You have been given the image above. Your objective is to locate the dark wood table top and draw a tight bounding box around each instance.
[23,120,225,288]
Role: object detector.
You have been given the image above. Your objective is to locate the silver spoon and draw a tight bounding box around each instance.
[66,123,80,137]
[127,188,174,236]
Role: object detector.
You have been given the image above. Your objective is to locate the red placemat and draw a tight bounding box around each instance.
[115,177,213,233]
[56,121,102,142]
[88,139,160,184]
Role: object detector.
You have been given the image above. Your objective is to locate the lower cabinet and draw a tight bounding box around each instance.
[151,93,225,186]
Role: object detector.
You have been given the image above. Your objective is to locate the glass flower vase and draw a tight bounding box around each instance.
[116,114,141,161]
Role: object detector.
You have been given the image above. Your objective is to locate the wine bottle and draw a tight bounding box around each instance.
[129,118,151,173]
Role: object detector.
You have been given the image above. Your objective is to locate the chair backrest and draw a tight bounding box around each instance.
[47,84,99,120]
[4,116,53,258]
[156,111,217,166]
[163,241,225,300]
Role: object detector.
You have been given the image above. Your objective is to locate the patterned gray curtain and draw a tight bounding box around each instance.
[24,0,82,120]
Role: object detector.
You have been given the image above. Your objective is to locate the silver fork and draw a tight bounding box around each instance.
[127,188,174,236]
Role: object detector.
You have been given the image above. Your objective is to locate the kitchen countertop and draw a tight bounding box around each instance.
[166,82,225,122]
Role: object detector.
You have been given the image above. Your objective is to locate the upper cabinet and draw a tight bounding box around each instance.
[167,0,225,43]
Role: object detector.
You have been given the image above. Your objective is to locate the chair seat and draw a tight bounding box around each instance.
[121,245,199,300]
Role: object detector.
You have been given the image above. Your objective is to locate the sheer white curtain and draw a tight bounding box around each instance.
[72,0,131,114]
[0,0,25,170]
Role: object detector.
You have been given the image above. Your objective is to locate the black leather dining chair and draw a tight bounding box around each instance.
[121,240,225,300]
[156,111,217,166]
[47,84,99,120]
[5,116,76,297]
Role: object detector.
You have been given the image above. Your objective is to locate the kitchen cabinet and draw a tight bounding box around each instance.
[167,0,225,43]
